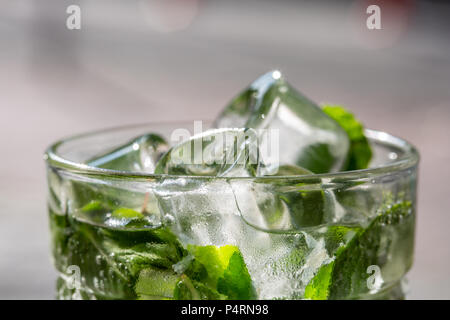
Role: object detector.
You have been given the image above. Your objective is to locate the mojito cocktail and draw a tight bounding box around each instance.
[45,71,419,300]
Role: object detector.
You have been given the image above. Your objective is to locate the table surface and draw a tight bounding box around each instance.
[1,0,449,299]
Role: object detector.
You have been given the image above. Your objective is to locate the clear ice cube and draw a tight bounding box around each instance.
[214,70,350,174]
[152,176,295,298]
[154,128,261,177]
[233,165,328,232]
[87,133,169,173]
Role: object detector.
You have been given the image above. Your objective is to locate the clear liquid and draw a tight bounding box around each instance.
[49,199,414,300]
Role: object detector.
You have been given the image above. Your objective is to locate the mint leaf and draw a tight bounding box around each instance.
[60,225,136,299]
[81,200,110,214]
[52,212,185,300]
[282,188,325,228]
[111,243,180,275]
[305,200,412,299]
[264,165,326,229]
[322,105,372,170]
[217,251,256,299]
[111,207,144,220]
[174,275,227,300]
[135,268,179,299]
[304,261,334,300]
[52,195,255,300]
[186,244,255,300]
[135,244,254,300]
[324,225,360,254]
[108,207,151,228]
[304,226,358,300]
[186,245,236,285]
[295,143,335,174]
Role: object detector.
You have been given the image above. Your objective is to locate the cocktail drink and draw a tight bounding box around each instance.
[45,71,419,300]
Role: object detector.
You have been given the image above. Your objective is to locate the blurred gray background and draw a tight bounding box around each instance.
[0,0,449,299]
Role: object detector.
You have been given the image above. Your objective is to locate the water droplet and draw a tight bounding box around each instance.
[388,152,398,160]
[163,213,175,225]
[93,277,99,289]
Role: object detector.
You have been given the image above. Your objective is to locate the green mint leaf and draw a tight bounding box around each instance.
[111,207,145,220]
[174,275,227,300]
[217,251,256,299]
[173,255,209,283]
[81,200,110,214]
[294,143,335,174]
[186,244,255,299]
[111,243,181,276]
[52,211,185,300]
[304,261,334,300]
[135,268,179,299]
[186,245,238,287]
[304,226,358,300]
[324,225,360,254]
[322,105,372,170]
[305,201,412,299]
[109,207,151,228]
[59,225,136,299]
[263,165,326,229]
[282,188,325,228]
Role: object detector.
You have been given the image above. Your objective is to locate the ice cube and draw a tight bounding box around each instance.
[234,165,327,232]
[87,133,169,173]
[214,70,350,173]
[152,176,288,299]
[252,230,334,299]
[153,177,249,246]
[152,128,270,249]
[154,128,260,177]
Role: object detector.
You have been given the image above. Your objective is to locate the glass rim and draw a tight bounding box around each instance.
[44,122,420,181]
